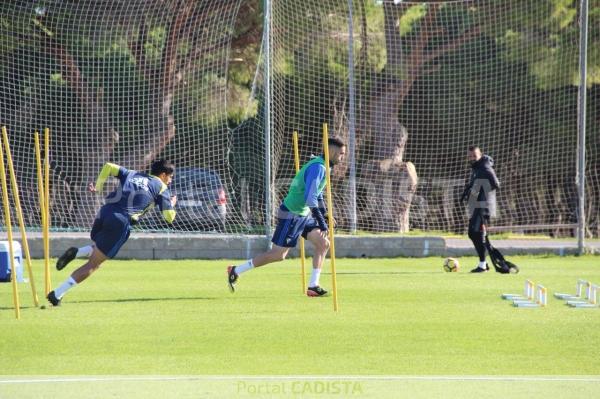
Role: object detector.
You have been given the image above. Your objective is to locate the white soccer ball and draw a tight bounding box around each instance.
[443,257,460,272]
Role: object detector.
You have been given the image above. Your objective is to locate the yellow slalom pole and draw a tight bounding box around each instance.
[44,128,51,295]
[293,131,307,294]
[34,131,45,215]
[2,128,39,306]
[322,123,338,312]
[34,133,46,271]
[0,127,20,319]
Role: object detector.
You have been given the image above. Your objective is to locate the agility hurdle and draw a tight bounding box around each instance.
[501,280,547,308]
[555,280,599,308]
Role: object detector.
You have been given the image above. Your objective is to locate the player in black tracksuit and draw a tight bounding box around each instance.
[461,146,500,273]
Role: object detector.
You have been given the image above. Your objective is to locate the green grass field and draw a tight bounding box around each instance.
[1,255,599,398]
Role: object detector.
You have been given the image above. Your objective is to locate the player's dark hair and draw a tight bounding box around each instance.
[150,159,175,176]
[468,145,481,152]
[328,136,346,149]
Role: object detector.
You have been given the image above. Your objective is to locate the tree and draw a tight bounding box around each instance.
[353,1,480,232]
[1,0,243,227]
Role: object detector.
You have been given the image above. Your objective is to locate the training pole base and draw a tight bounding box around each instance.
[567,302,598,308]
[502,294,527,300]
[512,302,541,308]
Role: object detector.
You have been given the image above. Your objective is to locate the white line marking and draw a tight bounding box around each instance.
[1,376,600,384]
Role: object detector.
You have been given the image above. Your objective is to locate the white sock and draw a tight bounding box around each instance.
[54,277,78,299]
[478,261,487,269]
[76,245,93,258]
[235,260,254,275]
[309,268,321,287]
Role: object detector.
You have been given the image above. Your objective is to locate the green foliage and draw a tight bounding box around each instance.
[550,0,578,29]
[145,26,167,63]
[587,3,600,86]
[49,72,66,85]
[356,1,387,71]
[399,3,427,36]
[484,0,582,89]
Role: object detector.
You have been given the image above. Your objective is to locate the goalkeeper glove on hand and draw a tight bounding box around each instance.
[318,207,338,229]
[460,187,470,203]
[311,207,328,232]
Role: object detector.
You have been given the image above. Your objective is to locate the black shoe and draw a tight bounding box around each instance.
[306,286,328,297]
[470,265,490,273]
[56,247,78,271]
[47,291,61,306]
[227,266,238,293]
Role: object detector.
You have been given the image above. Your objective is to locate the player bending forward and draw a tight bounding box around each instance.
[47,160,177,306]
[228,137,346,297]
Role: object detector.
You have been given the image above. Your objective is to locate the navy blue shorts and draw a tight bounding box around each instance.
[271,205,320,248]
[90,206,131,259]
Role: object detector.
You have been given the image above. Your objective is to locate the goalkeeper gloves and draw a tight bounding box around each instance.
[460,187,470,203]
[319,207,327,219]
[311,207,328,232]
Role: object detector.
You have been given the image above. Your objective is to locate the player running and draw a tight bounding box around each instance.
[227,136,346,297]
[47,159,177,306]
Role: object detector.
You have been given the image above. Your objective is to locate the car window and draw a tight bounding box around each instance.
[173,170,222,190]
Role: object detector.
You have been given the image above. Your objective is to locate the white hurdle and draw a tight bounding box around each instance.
[555,280,599,308]
[502,280,546,308]
[536,285,548,307]
[502,280,535,301]
[592,284,599,305]
[567,283,599,308]
[554,279,589,300]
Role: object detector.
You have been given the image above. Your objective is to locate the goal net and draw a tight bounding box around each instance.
[0,0,248,233]
[1,0,597,237]
[269,0,597,236]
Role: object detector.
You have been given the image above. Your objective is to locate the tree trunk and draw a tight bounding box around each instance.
[354,3,480,232]
[120,0,195,171]
[359,159,418,232]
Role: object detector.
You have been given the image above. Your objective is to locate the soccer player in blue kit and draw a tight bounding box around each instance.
[47,159,177,306]
[227,137,346,297]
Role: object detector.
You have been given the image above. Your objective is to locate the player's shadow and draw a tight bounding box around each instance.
[0,296,217,310]
[71,296,217,304]
[328,271,441,275]
[0,305,38,310]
